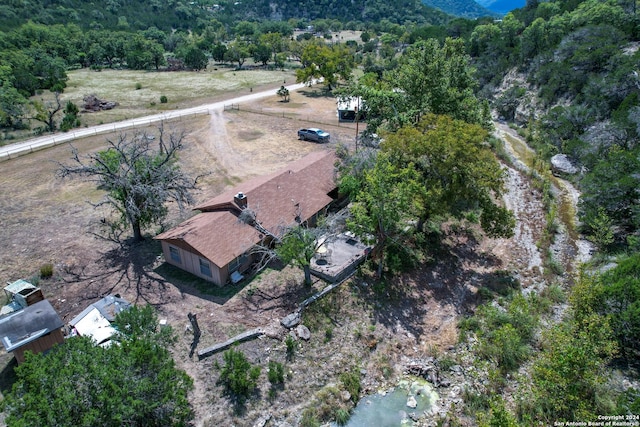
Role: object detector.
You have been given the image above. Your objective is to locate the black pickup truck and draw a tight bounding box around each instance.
[298,128,330,143]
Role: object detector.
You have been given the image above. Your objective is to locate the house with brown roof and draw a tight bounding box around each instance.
[156,150,338,286]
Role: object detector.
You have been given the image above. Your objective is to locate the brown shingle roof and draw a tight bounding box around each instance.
[156,150,337,267]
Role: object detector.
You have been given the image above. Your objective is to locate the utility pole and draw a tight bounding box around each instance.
[354,98,360,153]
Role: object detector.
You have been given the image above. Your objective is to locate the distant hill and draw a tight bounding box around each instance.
[0,0,452,31]
[474,0,526,15]
[421,0,498,18]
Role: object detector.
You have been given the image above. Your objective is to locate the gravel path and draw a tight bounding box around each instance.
[0,82,308,161]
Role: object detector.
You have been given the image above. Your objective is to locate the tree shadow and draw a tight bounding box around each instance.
[356,226,506,343]
[0,353,18,397]
[153,262,248,305]
[241,276,317,315]
[58,238,186,313]
[297,87,334,99]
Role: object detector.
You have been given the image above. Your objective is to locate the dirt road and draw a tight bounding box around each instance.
[0,82,308,161]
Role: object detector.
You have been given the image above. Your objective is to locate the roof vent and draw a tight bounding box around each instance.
[234,192,247,208]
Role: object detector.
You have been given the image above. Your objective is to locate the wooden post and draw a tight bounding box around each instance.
[188,313,201,358]
[355,104,359,153]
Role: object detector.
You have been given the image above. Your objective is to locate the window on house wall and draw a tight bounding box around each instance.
[169,246,181,264]
[228,254,247,272]
[199,258,212,277]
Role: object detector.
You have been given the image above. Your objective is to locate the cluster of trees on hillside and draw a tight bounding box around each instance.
[0,11,476,135]
[0,0,450,33]
[334,38,513,277]
[469,0,640,249]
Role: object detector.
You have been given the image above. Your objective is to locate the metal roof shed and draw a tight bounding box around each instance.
[0,299,64,364]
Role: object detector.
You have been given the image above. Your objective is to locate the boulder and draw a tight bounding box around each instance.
[296,324,311,341]
[252,413,271,427]
[406,395,417,409]
[550,154,578,175]
[280,311,301,329]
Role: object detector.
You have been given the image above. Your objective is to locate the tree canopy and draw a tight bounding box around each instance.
[295,40,355,90]
[382,114,514,238]
[277,225,321,285]
[2,305,194,427]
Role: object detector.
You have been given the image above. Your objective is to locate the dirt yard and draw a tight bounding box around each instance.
[0,84,561,426]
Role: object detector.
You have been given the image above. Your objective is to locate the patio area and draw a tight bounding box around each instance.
[310,232,371,283]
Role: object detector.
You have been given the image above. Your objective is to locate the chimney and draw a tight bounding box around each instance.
[234,192,247,208]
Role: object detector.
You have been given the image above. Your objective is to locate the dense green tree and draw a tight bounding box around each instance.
[588,255,640,357]
[234,21,257,40]
[181,44,208,71]
[296,40,355,90]
[528,312,617,422]
[113,304,176,347]
[382,114,514,238]
[390,38,488,127]
[211,42,228,63]
[125,34,165,70]
[277,225,320,285]
[1,50,40,96]
[2,306,193,427]
[0,65,27,129]
[257,32,286,64]
[344,151,425,277]
[58,126,200,242]
[30,49,68,92]
[252,42,272,66]
[225,39,250,68]
[579,146,640,240]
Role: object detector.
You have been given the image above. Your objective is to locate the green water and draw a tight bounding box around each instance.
[340,378,439,427]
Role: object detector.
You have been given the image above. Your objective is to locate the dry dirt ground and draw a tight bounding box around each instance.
[0,86,557,426]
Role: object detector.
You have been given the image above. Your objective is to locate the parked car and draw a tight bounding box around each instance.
[298,128,330,143]
[358,130,382,148]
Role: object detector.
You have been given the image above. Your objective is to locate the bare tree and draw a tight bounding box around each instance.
[239,206,349,285]
[30,91,63,133]
[58,124,202,242]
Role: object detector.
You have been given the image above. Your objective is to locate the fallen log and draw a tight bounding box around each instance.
[197,328,264,360]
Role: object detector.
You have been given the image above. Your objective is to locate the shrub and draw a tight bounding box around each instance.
[268,361,284,385]
[542,283,566,304]
[135,82,142,90]
[217,348,261,401]
[300,409,321,427]
[335,408,351,425]
[324,326,333,342]
[438,356,456,371]
[480,324,530,372]
[339,370,361,404]
[40,263,54,279]
[160,95,168,103]
[285,335,296,360]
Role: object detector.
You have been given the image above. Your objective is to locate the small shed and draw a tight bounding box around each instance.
[2,279,44,311]
[337,97,365,122]
[69,295,131,347]
[0,299,64,364]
